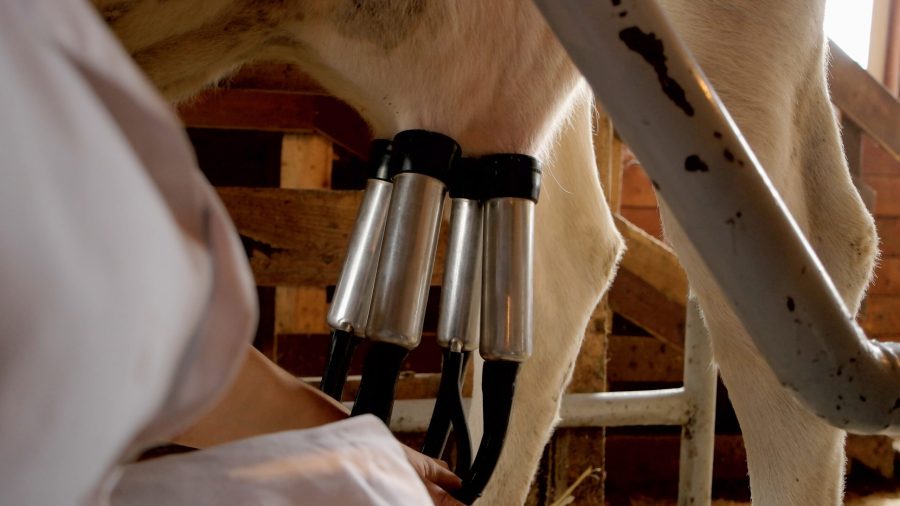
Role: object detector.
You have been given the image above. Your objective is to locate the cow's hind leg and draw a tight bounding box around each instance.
[658,1,878,504]
[478,89,624,505]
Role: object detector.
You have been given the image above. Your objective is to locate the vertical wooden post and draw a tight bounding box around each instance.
[274,134,334,364]
[842,117,877,213]
[595,105,624,214]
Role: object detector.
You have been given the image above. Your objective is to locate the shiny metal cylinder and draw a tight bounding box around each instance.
[366,172,446,349]
[437,199,483,351]
[480,198,535,362]
[327,178,393,335]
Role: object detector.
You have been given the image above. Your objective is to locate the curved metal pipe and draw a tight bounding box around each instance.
[533,0,900,433]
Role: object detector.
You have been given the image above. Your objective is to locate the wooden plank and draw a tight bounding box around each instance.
[609,215,687,348]
[178,89,371,158]
[218,188,448,286]
[547,429,605,505]
[605,434,749,502]
[594,109,623,212]
[280,134,334,189]
[621,159,658,208]
[548,304,607,502]
[876,218,900,256]
[829,40,900,160]
[869,256,900,296]
[568,301,609,393]
[846,434,895,479]
[621,206,664,240]
[863,176,900,217]
[862,135,900,176]
[842,118,878,213]
[609,269,686,350]
[859,296,900,337]
[608,335,683,383]
[615,215,687,306]
[275,135,334,344]
[274,287,328,334]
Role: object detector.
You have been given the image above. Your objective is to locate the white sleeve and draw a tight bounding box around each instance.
[112,416,434,506]
[0,1,256,504]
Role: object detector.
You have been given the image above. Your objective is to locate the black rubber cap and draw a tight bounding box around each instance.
[367,139,392,181]
[388,130,460,183]
[479,154,542,202]
[448,158,484,200]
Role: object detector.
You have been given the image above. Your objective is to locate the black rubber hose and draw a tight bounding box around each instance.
[453,360,520,505]
[319,329,361,401]
[350,341,409,424]
[422,350,472,475]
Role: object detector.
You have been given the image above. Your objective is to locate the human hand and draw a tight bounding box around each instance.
[401,445,465,506]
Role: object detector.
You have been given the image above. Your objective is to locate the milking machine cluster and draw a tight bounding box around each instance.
[320,130,540,503]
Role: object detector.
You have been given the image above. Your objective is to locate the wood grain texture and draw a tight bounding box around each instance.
[607,335,683,383]
[179,89,371,158]
[829,40,900,159]
[218,188,449,287]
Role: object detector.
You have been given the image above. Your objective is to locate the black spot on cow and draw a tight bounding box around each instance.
[714,131,722,139]
[685,155,708,172]
[786,296,795,312]
[724,149,735,162]
[618,27,695,116]
[611,0,622,5]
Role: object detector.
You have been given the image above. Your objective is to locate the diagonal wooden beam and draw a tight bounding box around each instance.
[609,214,687,349]
[828,40,900,160]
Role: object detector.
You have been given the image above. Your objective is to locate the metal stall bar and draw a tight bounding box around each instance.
[678,298,717,505]
[533,0,900,434]
[382,297,718,504]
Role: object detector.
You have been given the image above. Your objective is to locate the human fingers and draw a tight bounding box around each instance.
[424,480,466,506]
[402,445,462,491]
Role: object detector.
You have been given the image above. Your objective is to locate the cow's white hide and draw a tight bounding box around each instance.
[94,1,879,504]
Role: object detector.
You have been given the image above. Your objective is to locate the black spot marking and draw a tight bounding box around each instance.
[836,366,843,377]
[723,149,735,162]
[801,265,807,275]
[685,155,708,172]
[859,395,867,403]
[736,212,742,218]
[619,11,628,18]
[738,160,745,167]
[891,398,900,413]
[714,131,722,139]
[836,405,842,411]
[618,27,694,116]
[786,296,795,312]
[611,0,621,5]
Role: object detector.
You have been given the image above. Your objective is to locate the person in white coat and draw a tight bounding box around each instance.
[0,1,461,504]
